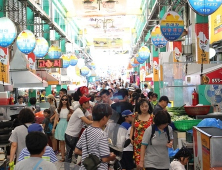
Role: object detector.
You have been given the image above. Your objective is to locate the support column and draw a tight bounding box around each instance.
[45,85,51,96]
[152,45,160,97]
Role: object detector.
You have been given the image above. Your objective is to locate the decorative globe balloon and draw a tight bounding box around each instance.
[138,46,150,61]
[48,45,62,59]
[69,54,78,66]
[131,63,140,68]
[135,53,146,64]
[17,30,36,54]
[0,17,17,48]
[77,58,85,69]
[80,66,90,76]
[61,55,70,68]
[33,37,49,58]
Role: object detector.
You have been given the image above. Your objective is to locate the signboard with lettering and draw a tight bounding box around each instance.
[188,0,222,16]
[33,37,49,58]
[151,25,168,48]
[201,67,222,84]
[153,57,159,81]
[210,5,222,44]
[37,59,63,68]
[195,23,209,64]
[160,11,184,41]
[0,17,17,48]
[0,47,9,83]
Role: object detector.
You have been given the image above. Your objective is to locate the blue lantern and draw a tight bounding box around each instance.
[48,45,62,59]
[138,46,150,61]
[80,66,90,76]
[0,17,17,48]
[61,55,70,68]
[17,30,36,54]
[33,37,49,58]
[69,54,78,66]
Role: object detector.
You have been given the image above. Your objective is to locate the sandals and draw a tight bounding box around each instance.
[60,158,65,162]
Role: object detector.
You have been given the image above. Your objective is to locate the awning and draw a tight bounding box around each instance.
[36,70,59,85]
[10,71,48,88]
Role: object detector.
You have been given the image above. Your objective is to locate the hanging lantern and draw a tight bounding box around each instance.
[48,45,62,59]
[0,17,17,48]
[69,54,78,66]
[91,62,96,70]
[138,46,150,61]
[33,37,49,58]
[86,70,92,77]
[127,63,133,70]
[77,58,85,69]
[135,56,146,64]
[17,30,36,54]
[61,54,70,68]
[133,57,140,64]
[80,66,90,76]
[131,63,139,68]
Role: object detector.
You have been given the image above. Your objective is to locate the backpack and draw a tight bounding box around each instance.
[45,122,53,134]
[150,124,170,145]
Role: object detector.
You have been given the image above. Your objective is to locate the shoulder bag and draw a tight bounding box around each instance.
[82,128,101,170]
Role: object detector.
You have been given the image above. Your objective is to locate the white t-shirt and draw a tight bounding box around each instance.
[170,160,186,170]
[65,108,89,137]
[123,127,133,152]
[56,108,69,119]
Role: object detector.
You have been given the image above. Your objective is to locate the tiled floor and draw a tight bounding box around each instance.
[54,155,80,170]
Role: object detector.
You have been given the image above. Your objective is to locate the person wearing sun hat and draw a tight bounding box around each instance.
[18,123,58,163]
[65,96,93,163]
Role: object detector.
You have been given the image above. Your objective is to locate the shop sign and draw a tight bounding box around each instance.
[48,45,62,59]
[173,41,182,62]
[0,17,17,48]
[153,57,159,81]
[36,59,63,68]
[201,67,222,84]
[160,11,184,41]
[17,30,36,54]
[0,47,9,83]
[151,25,167,48]
[195,23,209,64]
[138,46,150,61]
[188,0,222,16]
[80,66,90,76]
[33,37,49,58]
[210,5,222,44]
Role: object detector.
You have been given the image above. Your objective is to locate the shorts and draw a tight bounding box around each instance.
[120,151,136,170]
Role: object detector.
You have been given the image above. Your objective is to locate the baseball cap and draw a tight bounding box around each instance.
[159,96,171,103]
[46,94,55,100]
[128,87,135,92]
[121,110,133,117]
[80,86,89,96]
[79,96,91,105]
[28,123,43,133]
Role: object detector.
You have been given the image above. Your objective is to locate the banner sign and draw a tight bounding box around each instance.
[153,57,159,81]
[0,47,9,83]
[195,23,209,64]
[188,0,222,16]
[37,59,63,68]
[160,11,184,41]
[202,68,222,84]
[151,25,168,48]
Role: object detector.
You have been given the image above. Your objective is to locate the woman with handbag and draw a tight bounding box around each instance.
[74,104,116,170]
[52,95,70,162]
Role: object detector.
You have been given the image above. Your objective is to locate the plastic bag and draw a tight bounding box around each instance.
[197,118,221,129]
[168,148,179,158]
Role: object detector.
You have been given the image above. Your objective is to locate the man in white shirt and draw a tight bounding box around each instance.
[65,96,93,163]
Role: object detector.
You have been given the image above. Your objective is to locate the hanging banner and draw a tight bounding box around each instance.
[151,25,168,48]
[188,0,222,16]
[0,17,17,48]
[17,30,36,54]
[160,11,184,41]
[153,57,159,81]
[33,37,49,58]
[0,47,9,83]
[28,53,36,72]
[48,45,62,59]
[173,41,182,62]
[210,5,222,44]
[195,23,209,64]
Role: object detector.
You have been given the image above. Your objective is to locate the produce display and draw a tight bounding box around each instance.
[171,115,194,122]
[167,106,194,122]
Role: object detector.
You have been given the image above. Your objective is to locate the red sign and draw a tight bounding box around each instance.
[202,68,222,84]
[37,59,63,68]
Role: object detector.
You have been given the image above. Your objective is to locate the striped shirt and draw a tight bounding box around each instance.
[18,146,58,163]
[76,126,110,170]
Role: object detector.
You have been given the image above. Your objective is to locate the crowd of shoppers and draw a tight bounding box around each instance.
[7,81,191,170]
